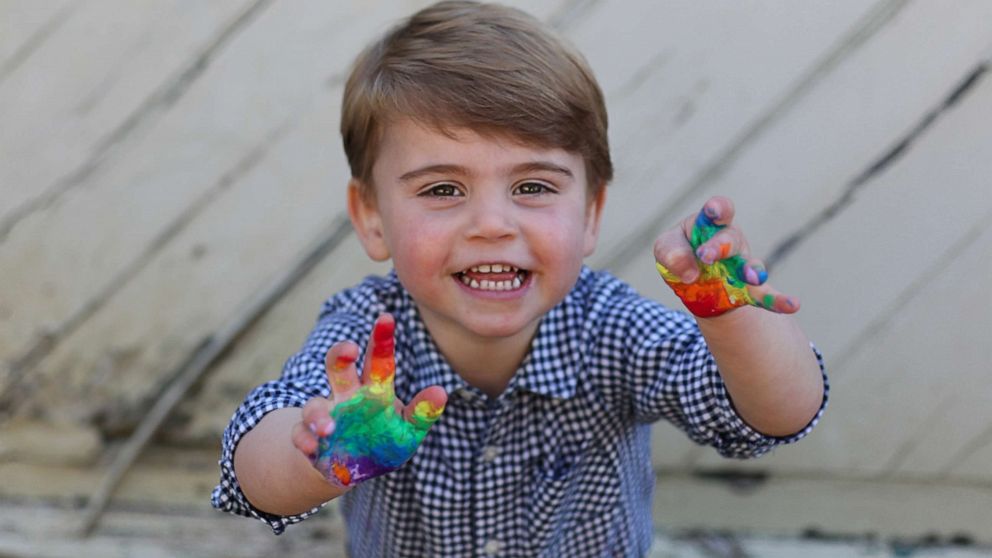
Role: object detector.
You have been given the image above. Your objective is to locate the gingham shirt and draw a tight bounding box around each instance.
[212,267,827,557]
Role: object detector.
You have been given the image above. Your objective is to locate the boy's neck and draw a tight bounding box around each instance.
[418,310,539,399]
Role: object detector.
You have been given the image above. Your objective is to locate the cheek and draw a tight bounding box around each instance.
[385,214,448,268]
[527,210,589,266]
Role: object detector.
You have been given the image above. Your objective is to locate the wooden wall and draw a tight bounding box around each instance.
[2,0,990,543]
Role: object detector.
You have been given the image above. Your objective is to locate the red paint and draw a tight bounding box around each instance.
[335,353,357,370]
[372,319,395,358]
[667,277,740,318]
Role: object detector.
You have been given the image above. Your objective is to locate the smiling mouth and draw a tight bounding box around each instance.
[454,263,529,291]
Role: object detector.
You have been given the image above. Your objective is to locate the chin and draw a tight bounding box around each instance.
[461,314,537,340]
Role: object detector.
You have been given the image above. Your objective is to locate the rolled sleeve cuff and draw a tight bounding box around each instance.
[710,343,829,458]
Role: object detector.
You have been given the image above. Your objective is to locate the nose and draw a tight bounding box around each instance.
[465,190,517,241]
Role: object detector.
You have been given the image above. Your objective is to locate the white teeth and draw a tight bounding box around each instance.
[465,264,518,274]
[458,273,525,291]
[457,264,526,291]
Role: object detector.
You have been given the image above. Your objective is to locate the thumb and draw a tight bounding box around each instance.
[403,385,447,432]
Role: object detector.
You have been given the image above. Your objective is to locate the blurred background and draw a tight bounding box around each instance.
[1,1,990,556]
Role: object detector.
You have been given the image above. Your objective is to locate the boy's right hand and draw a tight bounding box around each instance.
[291,313,447,488]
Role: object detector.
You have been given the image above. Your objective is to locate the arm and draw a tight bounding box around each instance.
[655,196,824,437]
[697,306,823,436]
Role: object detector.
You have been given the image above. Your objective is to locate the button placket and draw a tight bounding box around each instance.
[473,398,510,556]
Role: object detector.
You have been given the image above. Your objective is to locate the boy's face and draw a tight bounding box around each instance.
[349,118,605,344]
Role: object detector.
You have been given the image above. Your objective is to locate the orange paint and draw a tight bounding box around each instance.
[718,243,731,260]
[332,461,352,486]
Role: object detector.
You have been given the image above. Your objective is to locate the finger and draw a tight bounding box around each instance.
[403,385,447,432]
[325,340,360,401]
[694,227,745,266]
[746,283,800,314]
[742,258,769,286]
[690,197,736,249]
[363,313,396,389]
[654,227,700,284]
[291,420,320,457]
[302,398,336,437]
[700,196,735,227]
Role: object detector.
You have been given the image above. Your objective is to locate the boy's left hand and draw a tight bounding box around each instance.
[654,196,799,318]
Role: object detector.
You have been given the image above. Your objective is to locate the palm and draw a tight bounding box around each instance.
[313,316,444,487]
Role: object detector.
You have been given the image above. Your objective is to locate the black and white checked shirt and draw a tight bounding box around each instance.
[212,267,827,557]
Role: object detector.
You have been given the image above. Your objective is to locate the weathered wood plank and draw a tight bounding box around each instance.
[0,0,263,396]
[654,472,992,545]
[0,0,258,228]
[0,1,413,411]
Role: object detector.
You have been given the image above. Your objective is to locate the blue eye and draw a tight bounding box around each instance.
[420,183,462,197]
[515,182,553,195]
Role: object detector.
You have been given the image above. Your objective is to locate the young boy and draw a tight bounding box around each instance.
[212,1,827,556]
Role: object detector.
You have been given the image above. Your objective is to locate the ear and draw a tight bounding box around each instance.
[348,179,390,261]
[582,184,607,257]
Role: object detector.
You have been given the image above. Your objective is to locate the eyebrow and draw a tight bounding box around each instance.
[398,164,468,182]
[398,161,574,182]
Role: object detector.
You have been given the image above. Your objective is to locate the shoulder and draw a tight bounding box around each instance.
[564,267,698,353]
[567,266,679,324]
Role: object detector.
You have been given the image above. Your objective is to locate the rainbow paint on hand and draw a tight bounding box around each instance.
[657,207,769,318]
[314,320,444,487]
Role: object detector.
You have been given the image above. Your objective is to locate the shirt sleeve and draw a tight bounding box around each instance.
[620,297,828,459]
[211,307,373,534]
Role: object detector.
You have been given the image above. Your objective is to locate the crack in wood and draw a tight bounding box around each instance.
[0,1,77,84]
[0,116,293,419]
[547,0,602,32]
[0,0,275,244]
[598,0,909,273]
[766,62,989,269]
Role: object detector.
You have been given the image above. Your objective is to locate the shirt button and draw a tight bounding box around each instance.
[482,539,502,556]
[458,389,473,400]
[481,445,500,463]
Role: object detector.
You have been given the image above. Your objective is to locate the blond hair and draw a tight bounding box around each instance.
[341,0,612,198]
